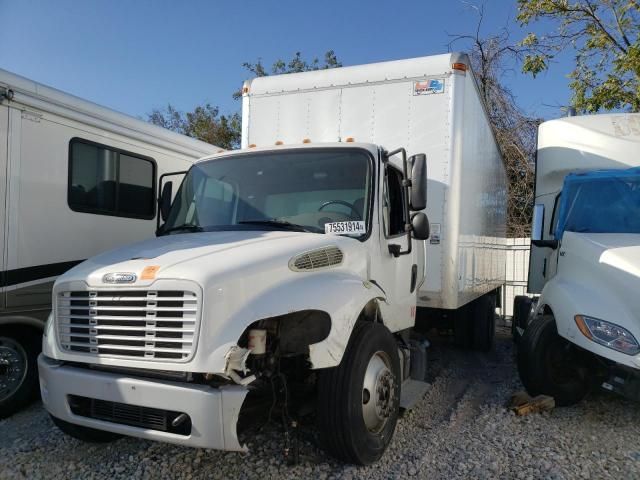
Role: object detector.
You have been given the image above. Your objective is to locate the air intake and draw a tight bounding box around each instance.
[289,246,344,271]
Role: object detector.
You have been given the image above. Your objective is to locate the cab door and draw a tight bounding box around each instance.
[376,160,419,331]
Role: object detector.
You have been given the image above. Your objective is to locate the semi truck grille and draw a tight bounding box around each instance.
[56,290,199,361]
[68,395,191,435]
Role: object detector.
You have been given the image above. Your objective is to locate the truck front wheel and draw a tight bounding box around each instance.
[317,322,400,465]
[51,415,122,443]
[517,315,589,406]
[0,328,41,419]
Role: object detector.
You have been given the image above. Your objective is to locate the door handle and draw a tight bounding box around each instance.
[410,264,418,293]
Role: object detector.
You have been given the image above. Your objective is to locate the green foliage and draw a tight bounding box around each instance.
[147,103,241,149]
[149,52,341,147]
[517,0,640,112]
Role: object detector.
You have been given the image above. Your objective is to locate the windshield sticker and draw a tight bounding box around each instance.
[325,221,366,235]
[414,79,445,96]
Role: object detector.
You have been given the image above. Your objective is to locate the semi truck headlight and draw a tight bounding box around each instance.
[575,315,640,356]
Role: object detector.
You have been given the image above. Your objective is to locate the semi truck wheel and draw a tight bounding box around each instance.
[517,315,589,406]
[0,328,41,419]
[317,321,400,465]
[512,295,533,343]
[51,415,122,443]
[472,294,496,352]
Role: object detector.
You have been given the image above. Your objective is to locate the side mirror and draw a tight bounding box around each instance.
[411,212,430,240]
[409,154,427,211]
[159,181,173,222]
[531,204,545,241]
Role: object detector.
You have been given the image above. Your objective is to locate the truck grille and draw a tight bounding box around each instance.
[68,395,191,436]
[56,290,199,361]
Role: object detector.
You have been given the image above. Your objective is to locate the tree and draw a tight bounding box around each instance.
[518,0,640,112]
[149,52,342,148]
[148,103,241,149]
[449,4,540,237]
[233,50,342,99]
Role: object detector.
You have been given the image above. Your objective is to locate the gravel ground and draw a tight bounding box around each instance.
[2,326,640,479]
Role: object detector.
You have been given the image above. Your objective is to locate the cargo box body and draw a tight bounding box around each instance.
[242,53,506,310]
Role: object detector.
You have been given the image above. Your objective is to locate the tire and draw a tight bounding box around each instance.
[512,295,533,343]
[453,304,473,349]
[51,415,122,443]
[517,315,589,406]
[472,294,496,352]
[0,328,41,419]
[317,322,401,465]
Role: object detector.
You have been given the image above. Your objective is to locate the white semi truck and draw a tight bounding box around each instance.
[515,113,640,406]
[38,53,506,464]
[0,69,219,419]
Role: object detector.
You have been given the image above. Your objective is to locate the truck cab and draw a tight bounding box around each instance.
[39,141,430,464]
[516,113,640,405]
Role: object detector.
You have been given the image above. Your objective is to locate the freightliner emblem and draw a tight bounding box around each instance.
[102,272,137,284]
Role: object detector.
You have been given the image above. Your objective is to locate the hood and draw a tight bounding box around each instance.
[564,233,640,279]
[58,230,369,288]
[561,232,640,321]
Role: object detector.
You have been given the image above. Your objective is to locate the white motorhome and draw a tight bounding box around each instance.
[515,113,640,405]
[38,53,506,464]
[0,69,219,418]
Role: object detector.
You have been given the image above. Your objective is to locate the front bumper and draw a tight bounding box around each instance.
[38,355,248,451]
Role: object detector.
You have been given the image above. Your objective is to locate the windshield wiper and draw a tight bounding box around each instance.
[160,223,204,235]
[238,219,317,233]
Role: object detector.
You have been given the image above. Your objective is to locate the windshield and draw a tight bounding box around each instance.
[556,173,640,237]
[162,149,373,236]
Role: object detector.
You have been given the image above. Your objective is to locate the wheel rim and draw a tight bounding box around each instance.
[362,350,395,433]
[0,337,28,403]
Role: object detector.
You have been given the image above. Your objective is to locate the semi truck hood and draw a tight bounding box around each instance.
[565,232,640,279]
[59,230,369,288]
[560,232,640,323]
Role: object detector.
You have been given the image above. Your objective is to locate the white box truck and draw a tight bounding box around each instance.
[39,53,506,464]
[0,69,219,418]
[515,113,640,406]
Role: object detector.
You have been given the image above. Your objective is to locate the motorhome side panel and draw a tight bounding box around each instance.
[447,70,507,309]
[0,104,7,308]
[3,103,194,305]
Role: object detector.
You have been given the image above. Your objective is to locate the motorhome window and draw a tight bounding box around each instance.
[68,139,155,219]
[163,149,372,236]
[383,166,406,237]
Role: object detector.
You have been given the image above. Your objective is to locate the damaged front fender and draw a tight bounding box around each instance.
[203,272,386,372]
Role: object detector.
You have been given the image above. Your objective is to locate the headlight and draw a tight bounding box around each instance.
[575,315,640,356]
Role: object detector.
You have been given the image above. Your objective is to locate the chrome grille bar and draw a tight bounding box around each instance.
[56,289,199,361]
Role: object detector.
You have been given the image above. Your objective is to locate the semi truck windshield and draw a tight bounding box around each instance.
[556,173,640,236]
[162,149,372,236]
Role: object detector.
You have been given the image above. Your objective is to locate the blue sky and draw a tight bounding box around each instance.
[1,0,572,121]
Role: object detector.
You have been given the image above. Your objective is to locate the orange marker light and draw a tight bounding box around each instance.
[575,315,593,340]
[242,86,250,94]
[275,141,284,145]
[141,265,160,280]
[249,144,257,148]
[345,137,355,143]
[302,138,311,143]
[452,63,467,72]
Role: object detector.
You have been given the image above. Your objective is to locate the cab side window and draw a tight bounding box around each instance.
[383,166,407,237]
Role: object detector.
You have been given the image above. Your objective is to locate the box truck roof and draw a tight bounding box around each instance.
[244,52,469,96]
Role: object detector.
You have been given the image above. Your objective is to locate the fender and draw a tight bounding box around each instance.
[538,277,640,369]
[203,271,386,371]
[0,315,46,331]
